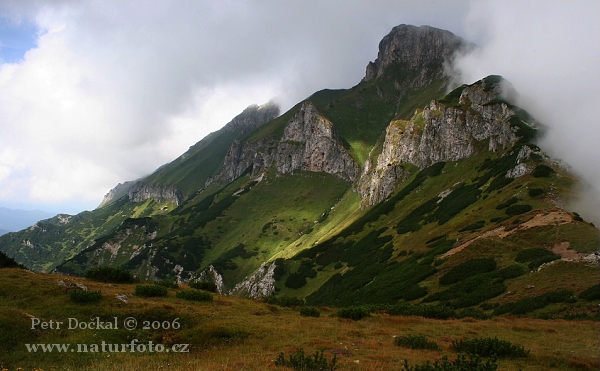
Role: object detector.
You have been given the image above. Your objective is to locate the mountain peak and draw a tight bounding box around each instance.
[363,24,467,82]
[223,101,280,133]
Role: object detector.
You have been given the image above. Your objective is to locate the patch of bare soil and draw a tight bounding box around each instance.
[441,210,573,259]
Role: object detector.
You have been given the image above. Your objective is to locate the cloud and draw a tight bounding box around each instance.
[452,0,600,224]
[0,0,470,213]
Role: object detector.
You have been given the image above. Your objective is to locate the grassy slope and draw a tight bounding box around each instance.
[0,197,176,272]
[0,267,598,371]
[273,145,599,318]
[57,170,356,289]
[247,67,447,166]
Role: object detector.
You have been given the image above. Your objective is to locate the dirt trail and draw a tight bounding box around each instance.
[441,210,573,259]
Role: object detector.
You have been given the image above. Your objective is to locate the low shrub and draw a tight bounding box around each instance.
[275,349,337,371]
[402,354,498,371]
[134,284,168,298]
[579,284,600,301]
[505,204,532,216]
[299,306,321,318]
[515,247,559,269]
[496,197,518,210]
[451,337,529,358]
[386,303,455,320]
[337,305,370,321]
[395,335,440,350]
[493,290,575,316]
[175,289,213,302]
[156,279,178,289]
[439,259,497,285]
[532,164,555,178]
[69,290,102,304]
[459,220,486,232]
[189,281,218,292]
[85,266,135,283]
[528,188,544,197]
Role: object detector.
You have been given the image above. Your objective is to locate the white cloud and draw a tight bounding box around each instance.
[0,0,470,213]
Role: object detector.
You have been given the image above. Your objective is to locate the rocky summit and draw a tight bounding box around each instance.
[1,24,597,321]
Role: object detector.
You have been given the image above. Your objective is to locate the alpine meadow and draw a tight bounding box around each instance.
[0,24,598,371]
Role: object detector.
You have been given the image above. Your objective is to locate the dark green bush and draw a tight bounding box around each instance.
[515,248,559,269]
[495,197,518,210]
[156,279,179,289]
[134,284,168,298]
[459,220,486,232]
[572,212,584,222]
[263,295,305,307]
[487,176,514,192]
[532,164,555,178]
[189,281,217,292]
[504,204,532,216]
[579,284,600,301]
[85,266,135,283]
[69,290,102,304]
[402,285,428,301]
[528,188,544,197]
[439,259,497,285]
[337,305,370,321]
[386,303,455,320]
[395,335,440,350]
[402,354,498,371]
[299,306,321,318]
[176,289,213,302]
[285,273,308,289]
[451,337,529,358]
[493,290,575,316]
[275,349,337,371]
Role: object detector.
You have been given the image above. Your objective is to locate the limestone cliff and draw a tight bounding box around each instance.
[358,76,537,206]
[126,182,184,205]
[229,262,277,298]
[207,101,360,186]
[99,181,184,207]
[363,24,468,84]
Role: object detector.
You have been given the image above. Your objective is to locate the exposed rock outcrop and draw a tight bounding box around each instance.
[126,182,184,205]
[363,24,468,84]
[100,180,184,207]
[358,76,535,206]
[229,261,277,298]
[99,181,135,207]
[207,101,360,186]
[195,265,225,294]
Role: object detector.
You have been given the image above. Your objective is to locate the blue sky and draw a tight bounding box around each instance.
[0,17,37,63]
[0,0,599,223]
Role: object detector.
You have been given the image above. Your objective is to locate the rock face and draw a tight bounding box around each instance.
[99,181,184,206]
[207,101,360,186]
[195,265,225,294]
[229,262,277,298]
[98,181,134,207]
[223,101,280,135]
[127,182,184,205]
[358,77,534,206]
[363,24,468,84]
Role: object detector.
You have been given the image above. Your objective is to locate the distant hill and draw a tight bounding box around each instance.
[0,207,55,233]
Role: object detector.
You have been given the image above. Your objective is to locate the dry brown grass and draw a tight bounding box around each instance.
[1,268,598,371]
